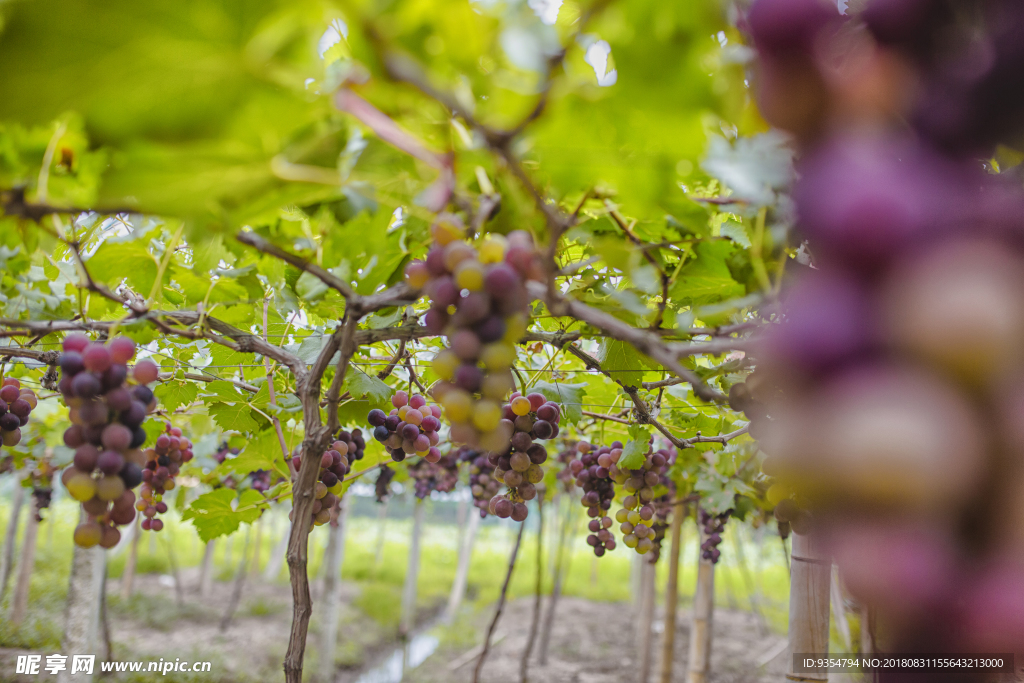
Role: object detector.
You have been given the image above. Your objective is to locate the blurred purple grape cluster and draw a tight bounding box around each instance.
[747,0,1024,660]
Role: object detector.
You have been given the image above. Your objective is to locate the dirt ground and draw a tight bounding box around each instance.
[403,597,787,683]
[1,572,787,683]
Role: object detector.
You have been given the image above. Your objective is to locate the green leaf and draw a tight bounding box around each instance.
[295,271,329,301]
[201,380,244,402]
[345,369,392,406]
[671,242,745,307]
[182,488,263,542]
[209,402,259,434]
[597,339,649,389]
[220,430,281,477]
[154,381,198,412]
[531,380,587,425]
[85,241,158,296]
[619,424,651,470]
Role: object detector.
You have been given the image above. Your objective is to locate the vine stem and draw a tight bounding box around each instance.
[472,522,526,683]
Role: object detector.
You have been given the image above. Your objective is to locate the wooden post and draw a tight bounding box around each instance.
[198,539,215,597]
[11,502,39,626]
[831,566,851,651]
[520,497,545,683]
[317,498,350,682]
[400,497,425,637]
[0,476,24,604]
[786,533,830,682]
[637,559,657,683]
[860,604,875,656]
[659,501,685,683]
[373,499,389,571]
[445,508,481,621]
[57,538,104,683]
[121,516,141,599]
[687,524,715,683]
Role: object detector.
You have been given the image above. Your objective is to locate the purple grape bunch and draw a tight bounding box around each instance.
[288,431,357,528]
[58,333,158,549]
[698,508,730,565]
[0,377,36,449]
[613,443,672,557]
[404,217,545,453]
[367,391,442,463]
[407,451,460,500]
[485,393,558,522]
[457,446,500,518]
[567,441,618,556]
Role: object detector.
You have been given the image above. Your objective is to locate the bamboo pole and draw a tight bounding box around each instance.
[520,497,545,683]
[659,501,685,683]
[317,498,350,682]
[57,522,103,683]
[637,559,657,683]
[785,533,830,682]
[687,523,715,683]
[399,497,425,637]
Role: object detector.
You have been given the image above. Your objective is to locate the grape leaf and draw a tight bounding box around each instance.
[531,380,587,425]
[182,488,264,542]
[618,424,651,470]
[345,369,392,406]
[670,241,745,307]
[597,339,650,389]
[154,381,198,412]
[201,380,244,402]
[220,430,282,477]
[209,402,259,434]
[86,241,158,296]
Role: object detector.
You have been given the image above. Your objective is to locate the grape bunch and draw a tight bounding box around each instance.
[213,441,239,464]
[0,378,37,448]
[486,393,558,522]
[646,514,669,564]
[249,469,272,493]
[744,0,1024,657]
[456,446,498,518]
[612,443,671,556]
[566,441,618,556]
[289,437,351,527]
[407,451,460,499]
[404,218,543,452]
[374,464,395,503]
[698,508,729,565]
[137,423,194,532]
[29,457,56,522]
[58,334,158,548]
[367,391,442,463]
[337,428,366,463]
[554,443,578,494]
